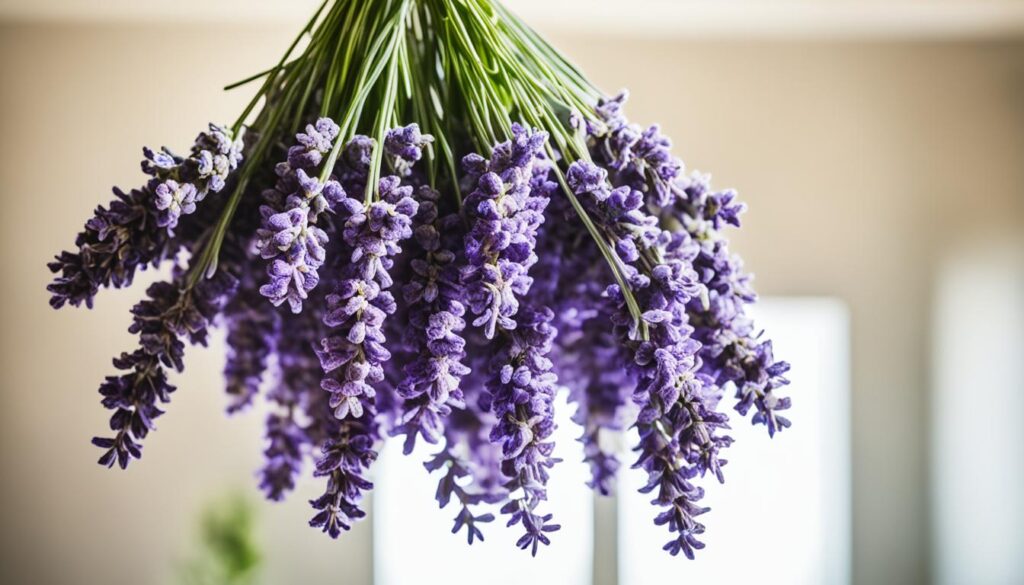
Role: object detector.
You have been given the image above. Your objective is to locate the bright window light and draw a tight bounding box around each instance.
[932,241,1024,585]
[374,392,594,585]
[619,297,851,585]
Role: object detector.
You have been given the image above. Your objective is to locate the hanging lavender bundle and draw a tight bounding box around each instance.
[48,0,790,558]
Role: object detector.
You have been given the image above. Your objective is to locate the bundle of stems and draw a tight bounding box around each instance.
[48,0,791,558]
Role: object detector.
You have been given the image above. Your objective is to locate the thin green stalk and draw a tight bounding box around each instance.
[547,156,647,339]
[231,0,332,135]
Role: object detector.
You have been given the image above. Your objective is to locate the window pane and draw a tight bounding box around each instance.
[619,298,851,585]
[932,242,1024,585]
[374,392,594,585]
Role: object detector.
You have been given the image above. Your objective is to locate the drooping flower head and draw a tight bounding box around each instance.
[143,123,243,230]
[256,118,347,313]
[392,186,470,453]
[312,170,419,536]
[460,126,563,554]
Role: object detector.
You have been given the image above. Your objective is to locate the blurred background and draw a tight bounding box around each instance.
[1,1,1022,584]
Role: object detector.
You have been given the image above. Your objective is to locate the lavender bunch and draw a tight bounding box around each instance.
[49,0,790,560]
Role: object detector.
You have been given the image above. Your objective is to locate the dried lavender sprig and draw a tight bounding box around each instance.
[462,126,562,554]
[318,175,417,421]
[488,304,562,555]
[255,118,347,313]
[393,186,469,454]
[585,94,792,437]
[673,173,792,436]
[143,124,243,230]
[48,123,244,310]
[311,175,417,535]
[93,272,238,468]
[47,185,169,310]
[460,124,549,339]
[568,159,734,557]
[309,416,378,537]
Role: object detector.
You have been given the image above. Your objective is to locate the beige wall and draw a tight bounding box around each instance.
[1,22,1022,585]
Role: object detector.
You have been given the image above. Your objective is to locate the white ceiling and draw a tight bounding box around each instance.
[2,0,1024,38]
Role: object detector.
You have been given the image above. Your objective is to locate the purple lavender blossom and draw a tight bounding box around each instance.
[568,158,735,557]
[393,186,470,453]
[317,176,417,421]
[47,186,170,309]
[143,124,243,229]
[260,410,307,500]
[256,119,347,313]
[460,124,549,339]
[672,172,792,436]
[152,180,198,229]
[487,304,562,555]
[312,175,417,535]
[309,417,378,537]
[589,97,792,438]
[93,272,237,468]
[385,123,434,176]
[460,127,564,554]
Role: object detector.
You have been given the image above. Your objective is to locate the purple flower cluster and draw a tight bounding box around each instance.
[486,305,562,555]
[571,93,791,556]
[393,186,470,453]
[47,186,170,309]
[52,96,789,558]
[256,118,347,313]
[459,126,563,553]
[48,123,240,310]
[93,272,237,468]
[312,173,418,536]
[566,158,731,557]
[674,173,792,436]
[143,124,243,230]
[460,124,549,339]
[385,123,433,176]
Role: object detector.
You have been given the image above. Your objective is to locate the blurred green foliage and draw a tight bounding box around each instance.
[180,492,263,585]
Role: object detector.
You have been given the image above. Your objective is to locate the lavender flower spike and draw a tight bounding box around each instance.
[487,305,562,556]
[318,176,418,421]
[393,186,470,454]
[461,124,549,339]
[143,123,243,230]
[256,118,346,313]
[311,176,417,537]
[93,272,237,468]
